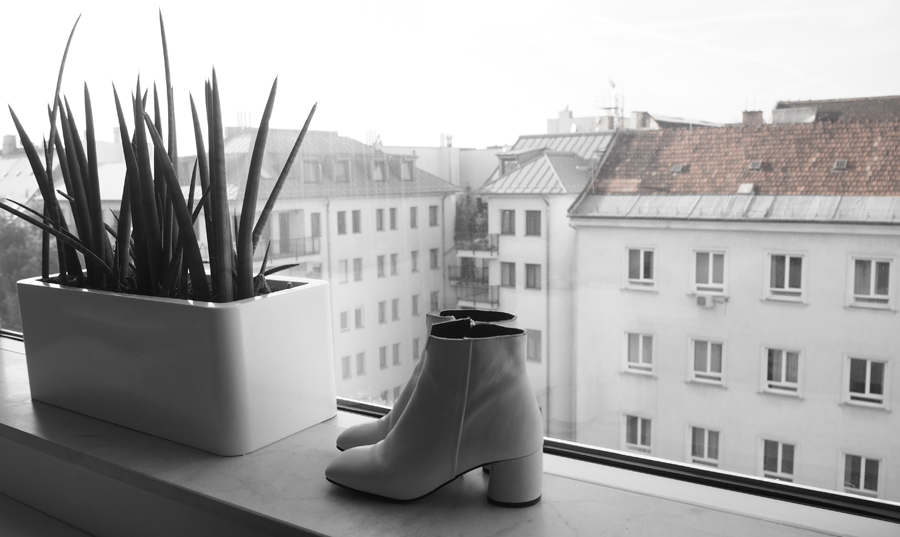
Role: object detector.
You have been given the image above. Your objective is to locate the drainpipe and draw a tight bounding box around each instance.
[568,219,579,442]
[543,196,551,437]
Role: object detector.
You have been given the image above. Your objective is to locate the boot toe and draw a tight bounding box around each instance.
[335,420,387,451]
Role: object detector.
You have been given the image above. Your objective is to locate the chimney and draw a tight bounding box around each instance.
[2,135,16,156]
[742,111,764,126]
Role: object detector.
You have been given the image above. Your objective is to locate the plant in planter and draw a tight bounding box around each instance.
[3,14,336,456]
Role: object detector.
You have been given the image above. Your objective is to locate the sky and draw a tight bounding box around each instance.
[1,0,898,151]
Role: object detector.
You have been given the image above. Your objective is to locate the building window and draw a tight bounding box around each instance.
[377,255,385,278]
[390,253,398,275]
[764,348,800,394]
[337,211,347,235]
[352,210,361,233]
[845,356,888,407]
[341,356,351,379]
[525,210,541,236]
[393,386,401,399]
[501,262,516,287]
[376,209,384,231]
[378,301,386,324]
[411,251,419,273]
[843,454,881,497]
[373,160,386,181]
[392,343,400,366]
[852,258,891,307]
[380,390,388,403]
[338,260,349,283]
[400,161,414,181]
[690,427,719,467]
[379,346,388,369]
[500,209,515,235]
[392,298,399,321]
[691,339,723,383]
[389,208,397,230]
[430,291,439,312]
[762,440,795,482]
[625,415,651,453]
[769,254,803,299]
[527,329,542,363]
[626,332,653,373]
[413,338,420,362]
[410,207,418,229]
[430,248,439,269]
[695,251,726,294]
[303,159,321,183]
[627,248,655,288]
[429,205,438,226]
[356,352,366,376]
[353,258,363,281]
[340,311,349,332]
[354,308,364,329]
[412,294,420,316]
[335,159,350,183]
[311,213,321,238]
[525,264,541,290]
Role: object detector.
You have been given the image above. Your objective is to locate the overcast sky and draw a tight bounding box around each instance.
[2,1,898,150]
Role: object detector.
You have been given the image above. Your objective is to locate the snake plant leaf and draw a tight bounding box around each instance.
[84,84,111,287]
[159,12,177,166]
[236,77,278,299]
[45,14,81,176]
[133,79,163,294]
[263,263,300,277]
[0,201,114,278]
[115,163,133,286]
[56,101,93,250]
[209,71,233,302]
[251,102,317,252]
[142,113,211,302]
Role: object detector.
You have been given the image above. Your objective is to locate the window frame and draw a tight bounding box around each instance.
[626,247,655,290]
[500,261,516,288]
[761,438,796,483]
[624,331,654,375]
[377,255,385,278]
[389,208,397,230]
[694,249,727,295]
[351,210,361,234]
[688,426,720,468]
[525,263,541,290]
[429,248,439,270]
[429,205,439,227]
[355,352,366,376]
[336,211,347,235]
[338,259,349,284]
[335,159,351,183]
[840,453,883,498]
[379,346,387,369]
[766,252,805,302]
[410,206,418,229]
[689,338,725,385]
[353,258,363,282]
[848,256,894,309]
[761,346,802,397]
[524,210,541,237]
[623,414,652,454]
[843,354,891,409]
[526,329,542,364]
[378,301,386,324]
[392,343,401,366]
[411,250,419,273]
[500,209,515,235]
[339,311,349,332]
[375,209,384,231]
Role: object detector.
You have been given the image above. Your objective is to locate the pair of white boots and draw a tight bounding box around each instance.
[325,310,544,507]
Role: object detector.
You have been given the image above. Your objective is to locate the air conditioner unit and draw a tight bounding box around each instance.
[696,294,715,308]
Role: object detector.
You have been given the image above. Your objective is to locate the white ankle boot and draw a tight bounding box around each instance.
[326,319,543,506]
[335,310,515,451]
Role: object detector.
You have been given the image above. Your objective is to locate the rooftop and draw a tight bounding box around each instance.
[775,95,900,123]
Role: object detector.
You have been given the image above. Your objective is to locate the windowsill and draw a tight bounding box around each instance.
[621,285,658,293]
[621,368,655,377]
[760,389,803,399]
[762,297,808,306]
[0,340,894,536]
[687,379,727,388]
[845,304,896,313]
[839,401,891,413]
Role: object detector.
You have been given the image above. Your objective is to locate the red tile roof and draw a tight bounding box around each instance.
[591,121,900,196]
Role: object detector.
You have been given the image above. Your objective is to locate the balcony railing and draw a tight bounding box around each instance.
[254,237,321,260]
[455,233,499,254]
[456,283,499,308]
[448,266,490,285]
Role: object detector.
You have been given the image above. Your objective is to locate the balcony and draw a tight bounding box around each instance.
[455,233,499,259]
[254,237,321,261]
[456,283,499,309]
[448,266,489,286]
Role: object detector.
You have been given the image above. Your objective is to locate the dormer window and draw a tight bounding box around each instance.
[748,161,762,172]
[372,160,386,182]
[303,158,321,183]
[833,159,848,172]
[671,163,684,175]
[335,159,351,183]
[401,161,414,181]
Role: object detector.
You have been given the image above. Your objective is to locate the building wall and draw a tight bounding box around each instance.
[572,218,900,499]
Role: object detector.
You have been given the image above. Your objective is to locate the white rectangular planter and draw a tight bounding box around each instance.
[17,275,336,456]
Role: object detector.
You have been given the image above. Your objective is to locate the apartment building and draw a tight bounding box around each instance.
[568,115,900,500]
[458,131,615,439]
[210,128,460,404]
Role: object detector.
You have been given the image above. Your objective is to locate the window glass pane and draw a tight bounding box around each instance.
[785,352,799,384]
[854,259,870,295]
[788,256,802,289]
[781,444,794,475]
[864,459,880,492]
[708,431,719,460]
[870,362,885,395]
[845,455,861,489]
[849,358,867,394]
[628,334,639,364]
[691,427,704,457]
[767,349,779,382]
[642,335,652,364]
[771,255,785,289]
[875,261,890,295]
[643,250,653,280]
[626,416,637,445]
[696,252,709,283]
[628,249,640,280]
[712,253,724,284]
[763,440,778,472]
[693,340,706,372]
[710,343,722,373]
[640,419,651,447]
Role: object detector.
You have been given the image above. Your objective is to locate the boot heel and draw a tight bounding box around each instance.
[487,451,542,507]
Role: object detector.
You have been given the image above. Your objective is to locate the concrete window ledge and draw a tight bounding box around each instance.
[0,339,894,537]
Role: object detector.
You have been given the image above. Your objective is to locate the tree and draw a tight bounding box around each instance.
[0,216,45,332]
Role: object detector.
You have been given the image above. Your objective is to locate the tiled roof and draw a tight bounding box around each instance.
[480,152,592,195]
[183,129,459,200]
[775,96,900,123]
[589,121,900,197]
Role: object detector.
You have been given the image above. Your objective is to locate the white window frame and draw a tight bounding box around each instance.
[379,346,388,369]
[626,247,655,290]
[761,438,796,483]
[843,354,891,409]
[766,252,805,301]
[500,262,516,288]
[839,453,883,498]
[694,249,727,295]
[392,343,401,366]
[354,307,364,329]
[761,346,802,396]
[689,338,724,385]
[623,414,652,454]
[624,332,654,375]
[688,426,720,467]
[377,255,385,278]
[848,256,893,309]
